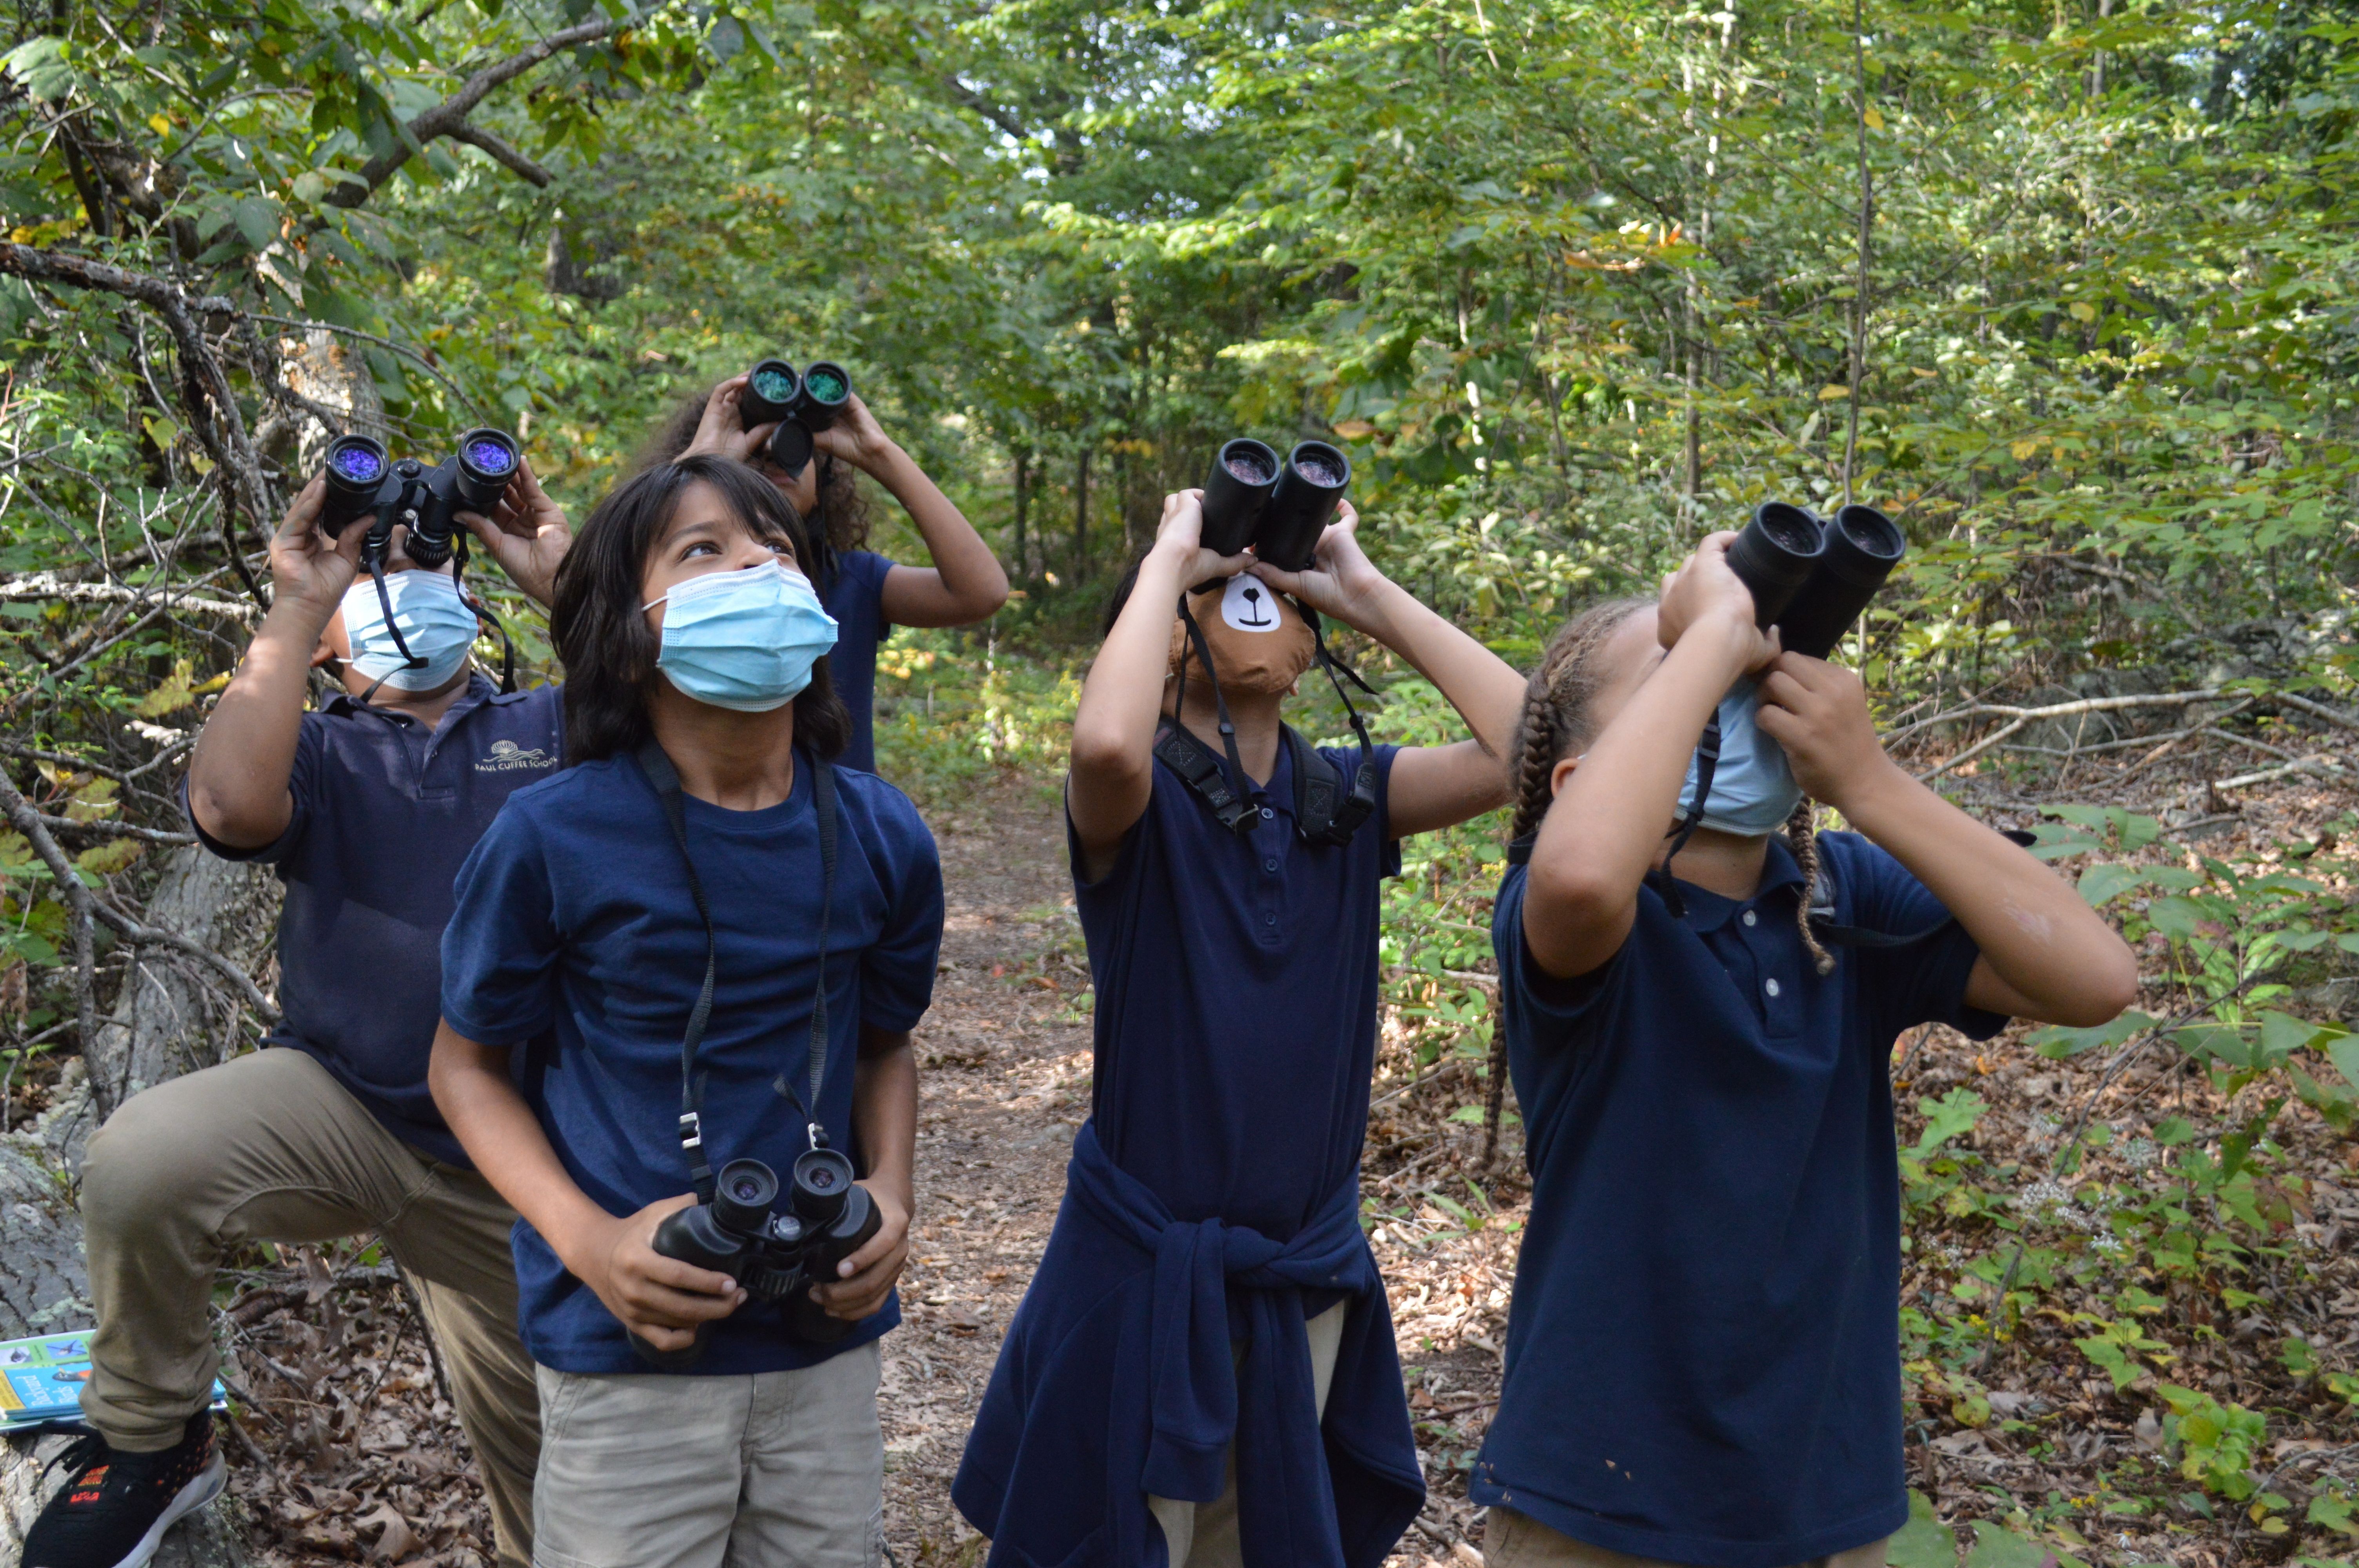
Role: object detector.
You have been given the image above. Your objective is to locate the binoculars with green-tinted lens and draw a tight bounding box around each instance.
[1197,438,1352,572]
[742,358,852,479]
[318,429,519,570]
[1725,500,1907,659]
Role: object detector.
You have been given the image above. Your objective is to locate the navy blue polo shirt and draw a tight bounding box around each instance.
[183,673,563,1167]
[1074,736,1400,1242]
[439,748,944,1375]
[1472,833,2005,1568]
[823,549,894,773]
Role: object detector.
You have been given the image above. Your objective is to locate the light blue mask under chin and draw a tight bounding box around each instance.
[645,561,839,713]
[342,570,479,692]
[1677,679,1803,837]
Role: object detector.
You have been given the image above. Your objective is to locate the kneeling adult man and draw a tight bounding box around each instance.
[22,457,572,1568]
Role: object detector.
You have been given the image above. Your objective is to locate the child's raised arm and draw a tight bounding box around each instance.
[1247,507,1526,838]
[1756,657,2139,1027]
[1066,490,1247,868]
[1519,533,1775,978]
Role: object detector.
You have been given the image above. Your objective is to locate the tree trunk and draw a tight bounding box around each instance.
[1011,450,1030,581]
[1073,446,1091,580]
[94,846,278,1112]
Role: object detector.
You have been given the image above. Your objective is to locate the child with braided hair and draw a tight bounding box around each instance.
[1470,533,2137,1568]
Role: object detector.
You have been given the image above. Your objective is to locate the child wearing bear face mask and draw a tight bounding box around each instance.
[952,489,1528,1568]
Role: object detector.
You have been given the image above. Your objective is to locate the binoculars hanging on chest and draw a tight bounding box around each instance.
[631,1148,881,1368]
[1726,501,1907,658]
[742,358,852,479]
[318,430,520,570]
[1196,438,1352,571]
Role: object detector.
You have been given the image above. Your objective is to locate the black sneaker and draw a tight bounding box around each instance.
[21,1410,225,1568]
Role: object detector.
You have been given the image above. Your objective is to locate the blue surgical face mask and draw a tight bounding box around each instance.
[342,569,478,692]
[1676,678,1803,836]
[644,559,838,713]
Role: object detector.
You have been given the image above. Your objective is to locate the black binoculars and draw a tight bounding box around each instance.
[741,358,852,479]
[1197,438,1352,572]
[318,430,519,570]
[1725,501,1906,659]
[632,1148,883,1368]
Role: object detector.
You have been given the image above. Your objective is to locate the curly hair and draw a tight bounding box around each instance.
[551,454,850,766]
[633,381,872,578]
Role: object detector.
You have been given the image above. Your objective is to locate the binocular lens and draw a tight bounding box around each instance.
[791,1148,857,1226]
[1727,501,1825,628]
[1224,450,1274,485]
[1292,450,1346,488]
[712,1158,781,1233]
[752,366,799,404]
[1774,503,1908,659]
[328,438,387,485]
[463,435,517,477]
[801,367,847,403]
[744,359,801,427]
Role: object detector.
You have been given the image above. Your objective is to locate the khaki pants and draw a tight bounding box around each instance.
[80,1047,538,1567]
[530,1339,885,1568]
[1485,1506,1888,1568]
[1147,1300,1349,1568]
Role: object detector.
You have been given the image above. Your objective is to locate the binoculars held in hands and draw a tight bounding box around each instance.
[631,1147,883,1368]
[319,430,520,572]
[742,358,852,479]
[1725,501,1907,659]
[1198,438,1352,572]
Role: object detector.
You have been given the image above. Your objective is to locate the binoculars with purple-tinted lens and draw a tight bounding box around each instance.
[318,429,519,570]
[1196,438,1352,572]
[740,358,852,479]
[1725,501,1907,659]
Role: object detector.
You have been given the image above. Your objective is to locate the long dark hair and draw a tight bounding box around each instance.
[632,382,872,581]
[552,454,852,765]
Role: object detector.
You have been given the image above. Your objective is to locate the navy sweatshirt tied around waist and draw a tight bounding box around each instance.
[953,1120,1424,1568]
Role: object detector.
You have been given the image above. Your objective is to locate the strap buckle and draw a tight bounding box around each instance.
[679,1109,703,1154]
[808,1121,829,1152]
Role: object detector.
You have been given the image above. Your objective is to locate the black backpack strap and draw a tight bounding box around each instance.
[1284,724,1341,843]
[1153,719,1257,833]
[634,740,720,1203]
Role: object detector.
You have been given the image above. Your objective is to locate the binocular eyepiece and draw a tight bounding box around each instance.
[742,358,852,479]
[1725,501,1907,659]
[631,1147,882,1369]
[1198,437,1352,572]
[318,429,520,569]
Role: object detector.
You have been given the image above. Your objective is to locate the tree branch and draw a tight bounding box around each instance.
[944,74,1033,143]
[447,120,553,187]
[0,244,275,559]
[326,17,627,206]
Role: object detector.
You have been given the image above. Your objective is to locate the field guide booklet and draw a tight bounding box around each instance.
[0,1330,226,1427]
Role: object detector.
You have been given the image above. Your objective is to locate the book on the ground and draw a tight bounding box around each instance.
[0,1331,226,1427]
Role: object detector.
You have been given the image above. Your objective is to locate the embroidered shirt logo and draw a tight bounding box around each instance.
[476,739,555,774]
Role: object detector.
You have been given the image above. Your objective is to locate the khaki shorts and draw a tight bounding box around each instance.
[1485,1505,1889,1568]
[531,1339,885,1568]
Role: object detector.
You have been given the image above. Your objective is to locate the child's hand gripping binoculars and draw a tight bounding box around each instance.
[1196,438,1352,571]
[740,358,852,479]
[630,1147,883,1369]
[1725,501,1907,658]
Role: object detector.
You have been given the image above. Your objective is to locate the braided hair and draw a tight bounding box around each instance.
[1485,596,1650,1168]
[1786,795,1835,976]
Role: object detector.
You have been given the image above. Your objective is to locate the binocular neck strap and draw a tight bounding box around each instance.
[365,556,427,672]
[1307,610,1379,765]
[450,534,517,695]
[1651,711,1723,920]
[634,740,841,1203]
[1174,593,1251,814]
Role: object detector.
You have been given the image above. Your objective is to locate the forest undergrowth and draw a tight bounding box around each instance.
[15,628,2332,1568]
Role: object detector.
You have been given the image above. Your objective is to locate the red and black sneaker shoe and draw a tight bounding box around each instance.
[21,1410,225,1568]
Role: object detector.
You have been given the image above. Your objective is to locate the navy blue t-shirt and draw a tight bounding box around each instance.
[184,674,564,1167]
[1074,737,1400,1242]
[1472,833,2005,1568]
[823,549,894,773]
[439,749,944,1375]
